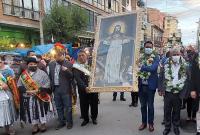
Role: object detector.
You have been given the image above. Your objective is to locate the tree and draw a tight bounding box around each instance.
[0,37,12,51]
[43,0,88,43]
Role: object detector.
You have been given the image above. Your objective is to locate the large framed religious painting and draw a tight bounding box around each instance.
[88,12,142,92]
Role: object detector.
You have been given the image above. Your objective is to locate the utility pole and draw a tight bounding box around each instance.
[39,0,44,45]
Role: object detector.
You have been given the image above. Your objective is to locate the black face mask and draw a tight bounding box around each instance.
[28,66,37,72]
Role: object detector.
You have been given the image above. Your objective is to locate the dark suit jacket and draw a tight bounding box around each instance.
[191,53,200,94]
[73,68,89,94]
[38,61,47,73]
[158,59,191,99]
[48,60,73,94]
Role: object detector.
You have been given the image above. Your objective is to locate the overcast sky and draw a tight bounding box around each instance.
[146,0,200,45]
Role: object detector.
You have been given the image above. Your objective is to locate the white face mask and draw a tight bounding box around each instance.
[172,56,180,63]
[144,48,153,54]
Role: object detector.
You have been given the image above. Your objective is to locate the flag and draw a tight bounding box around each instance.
[51,34,54,43]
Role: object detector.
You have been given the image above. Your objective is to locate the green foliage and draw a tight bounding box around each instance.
[43,0,88,43]
[0,37,12,51]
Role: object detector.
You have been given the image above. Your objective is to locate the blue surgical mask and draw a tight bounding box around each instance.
[145,48,153,54]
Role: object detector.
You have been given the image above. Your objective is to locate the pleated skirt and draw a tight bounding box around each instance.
[0,90,16,127]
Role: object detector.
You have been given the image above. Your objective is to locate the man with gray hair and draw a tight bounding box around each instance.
[158,47,187,135]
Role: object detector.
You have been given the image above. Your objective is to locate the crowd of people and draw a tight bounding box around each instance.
[0,41,200,135]
[137,41,200,135]
[0,43,99,135]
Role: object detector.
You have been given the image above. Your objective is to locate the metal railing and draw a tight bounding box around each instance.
[2,3,40,21]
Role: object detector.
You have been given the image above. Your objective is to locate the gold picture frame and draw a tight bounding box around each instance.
[88,11,143,93]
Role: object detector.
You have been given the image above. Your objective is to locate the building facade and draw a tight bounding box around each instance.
[147,8,165,30]
[164,16,178,34]
[163,16,182,48]
[151,25,164,48]
[66,0,121,47]
[0,0,137,49]
[146,8,165,49]
[0,0,42,49]
[197,19,200,51]
[45,0,137,47]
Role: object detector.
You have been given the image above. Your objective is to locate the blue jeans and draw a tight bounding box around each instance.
[54,86,72,125]
[139,85,156,125]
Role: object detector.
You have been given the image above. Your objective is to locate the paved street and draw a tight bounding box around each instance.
[0,93,194,135]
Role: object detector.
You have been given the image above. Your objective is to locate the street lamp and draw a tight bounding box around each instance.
[20,43,25,48]
[10,44,14,48]
[50,49,56,55]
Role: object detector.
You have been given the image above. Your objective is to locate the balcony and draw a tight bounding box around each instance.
[2,3,40,21]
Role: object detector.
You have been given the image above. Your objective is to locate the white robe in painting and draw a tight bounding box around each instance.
[103,35,130,84]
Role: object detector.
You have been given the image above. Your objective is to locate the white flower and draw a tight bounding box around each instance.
[179,83,184,88]
[164,60,186,91]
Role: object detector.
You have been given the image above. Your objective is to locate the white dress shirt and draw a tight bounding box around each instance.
[171,63,180,86]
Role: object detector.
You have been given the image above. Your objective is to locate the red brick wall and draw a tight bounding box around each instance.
[147,8,165,30]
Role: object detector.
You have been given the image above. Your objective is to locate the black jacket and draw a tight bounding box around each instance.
[48,60,73,94]
[191,53,200,93]
[73,68,89,94]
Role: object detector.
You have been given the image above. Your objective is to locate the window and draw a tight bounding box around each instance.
[23,0,32,9]
[13,0,22,6]
[105,0,111,12]
[2,0,12,15]
[63,0,70,6]
[108,0,111,9]
[82,0,92,4]
[32,0,39,20]
[82,0,121,12]
[115,1,119,12]
[111,0,115,11]
[2,0,22,16]
[104,0,119,13]
[13,0,23,16]
[44,0,70,12]
[44,0,51,12]
[23,0,33,19]
[33,0,39,11]
[90,11,94,31]
[2,0,40,20]
[122,7,126,12]
[2,0,12,4]
[91,0,104,10]
[89,0,93,4]
[86,9,96,32]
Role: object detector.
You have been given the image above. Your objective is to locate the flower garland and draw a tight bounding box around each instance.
[73,62,91,76]
[138,52,156,80]
[164,57,186,93]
